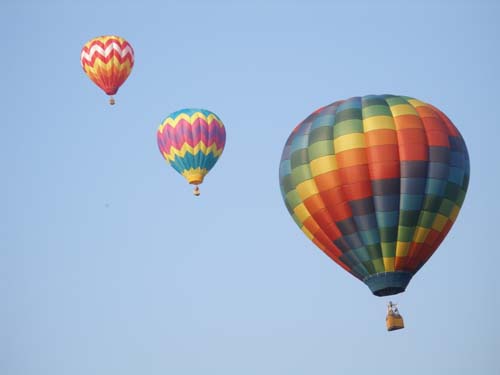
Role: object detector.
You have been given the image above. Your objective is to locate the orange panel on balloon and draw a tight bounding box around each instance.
[341,181,373,201]
[311,226,338,249]
[320,221,343,240]
[304,194,327,215]
[365,129,398,147]
[368,161,400,179]
[314,170,343,191]
[415,106,440,119]
[329,201,353,222]
[312,208,336,230]
[338,164,371,184]
[320,186,348,207]
[398,144,428,161]
[420,116,445,132]
[425,130,450,147]
[393,115,423,130]
[397,128,428,145]
[366,144,399,163]
[303,216,321,235]
[335,148,368,168]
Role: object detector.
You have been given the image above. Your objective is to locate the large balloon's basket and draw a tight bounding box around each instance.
[386,301,404,331]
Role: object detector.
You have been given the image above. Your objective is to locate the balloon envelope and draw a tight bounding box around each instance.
[80,35,134,100]
[279,95,469,296]
[157,108,226,187]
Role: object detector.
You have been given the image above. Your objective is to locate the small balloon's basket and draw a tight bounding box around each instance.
[386,301,404,331]
[193,185,200,196]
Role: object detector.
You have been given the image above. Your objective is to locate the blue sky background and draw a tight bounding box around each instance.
[2,1,499,374]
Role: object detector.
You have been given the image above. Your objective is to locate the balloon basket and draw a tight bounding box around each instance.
[386,314,404,331]
[386,301,404,331]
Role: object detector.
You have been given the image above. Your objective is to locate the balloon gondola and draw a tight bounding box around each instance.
[386,301,404,331]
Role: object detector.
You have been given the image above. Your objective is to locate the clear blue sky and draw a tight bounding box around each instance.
[2,1,499,374]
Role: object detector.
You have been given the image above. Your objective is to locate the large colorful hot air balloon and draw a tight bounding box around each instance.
[80,35,134,105]
[157,108,226,196]
[279,95,469,301]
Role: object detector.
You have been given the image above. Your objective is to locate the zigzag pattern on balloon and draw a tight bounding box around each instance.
[84,58,132,73]
[83,59,133,76]
[81,42,134,66]
[167,161,209,175]
[81,51,134,69]
[161,141,224,161]
[158,119,226,152]
[181,167,208,179]
[169,152,219,170]
[160,112,224,129]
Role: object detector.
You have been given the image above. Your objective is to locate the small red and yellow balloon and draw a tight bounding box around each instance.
[80,35,134,105]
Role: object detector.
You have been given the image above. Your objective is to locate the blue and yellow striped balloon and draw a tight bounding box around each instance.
[157,108,226,195]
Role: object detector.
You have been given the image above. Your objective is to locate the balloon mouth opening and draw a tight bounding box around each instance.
[105,88,118,95]
[372,286,406,297]
[183,170,207,185]
[363,272,413,297]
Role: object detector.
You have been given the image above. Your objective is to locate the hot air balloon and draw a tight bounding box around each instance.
[80,35,134,105]
[157,108,226,196]
[279,94,469,329]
